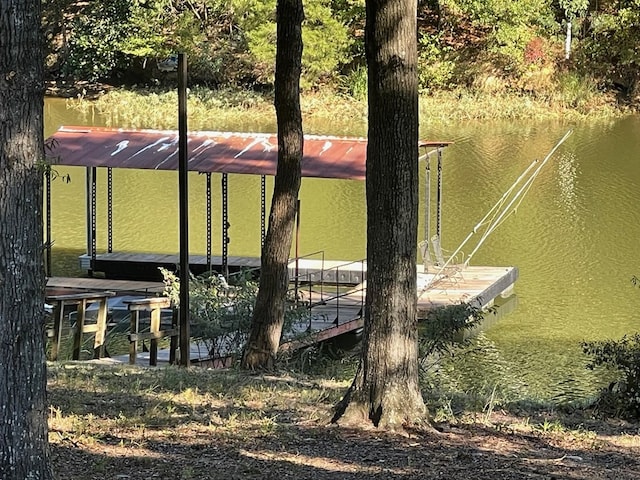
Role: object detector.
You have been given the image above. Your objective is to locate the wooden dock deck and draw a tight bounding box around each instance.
[298,264,517,322]
[47,263,517,366]
[46,276,164,296]
[416,265,517,313]
[79,252,367,284]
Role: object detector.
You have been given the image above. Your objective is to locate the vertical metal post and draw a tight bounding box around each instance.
[45,170,52,277]
[107,167,113,253]
[436,147,443,241]
[91,167,97,265]
[85,167,97,276]
[178,52,190,367]
[206,172,212,270]
[260,175,266,249]
[85,167,92,266]
[221,172,229,278]
[294,199,300,306]
[425,155,431,244]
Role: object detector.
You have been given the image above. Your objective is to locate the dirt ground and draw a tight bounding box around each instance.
[50,419,640,480]
[47,364,640,480]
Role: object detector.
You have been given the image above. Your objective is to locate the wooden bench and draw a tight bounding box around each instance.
[125,297,178,366]
[46,291,116,360]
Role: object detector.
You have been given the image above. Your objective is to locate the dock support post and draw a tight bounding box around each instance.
[436,147,443,242]
[178,52,190,367]
[222,172,229,278]
[107,167,113,253]
[85,166,97,275]
[206,172,212,270]
[260,175,266,249]
[45,169,52,277]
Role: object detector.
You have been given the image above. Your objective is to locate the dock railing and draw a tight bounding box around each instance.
[288,253,366,333]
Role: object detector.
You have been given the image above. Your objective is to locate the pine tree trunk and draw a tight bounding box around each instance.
[242,0,304,370]
[332,0,427,430]
[0,0,53,478]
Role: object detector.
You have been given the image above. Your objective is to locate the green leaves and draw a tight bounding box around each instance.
[238,0,352,87]
[161,268,258,358]
[583,333,640,418]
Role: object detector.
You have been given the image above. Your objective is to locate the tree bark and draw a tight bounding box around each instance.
[0,0,53,478]
[242,0,304,370]
[332,0,427,430]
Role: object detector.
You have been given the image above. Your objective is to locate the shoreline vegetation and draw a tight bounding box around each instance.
[48,82,631,135]
[43,1,640,130]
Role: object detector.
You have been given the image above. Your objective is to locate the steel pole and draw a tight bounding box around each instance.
[178,53,190,367]
[45,170,51,276]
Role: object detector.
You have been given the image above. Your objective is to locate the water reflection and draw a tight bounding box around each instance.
[556,153,580,219]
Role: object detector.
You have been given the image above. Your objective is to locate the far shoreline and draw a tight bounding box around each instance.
[47,81,636,130]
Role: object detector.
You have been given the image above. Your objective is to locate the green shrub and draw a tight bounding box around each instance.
[418,32,456,92]
[62,0,133,81]
[340,65,367,100]
[575,4,640,96]
[236,0,353,88]
[583,333,640,418]
[419,303,483,361]
[554,71,597,108]
[160,268,305,359]
[161,269,257,358]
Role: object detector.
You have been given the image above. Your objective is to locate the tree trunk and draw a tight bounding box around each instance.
[242,0,304,370]
[0,0,53,478]
[332,0,427,430]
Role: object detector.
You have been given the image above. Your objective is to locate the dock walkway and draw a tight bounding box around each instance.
[79,253,366,284]
[46,264,517,366]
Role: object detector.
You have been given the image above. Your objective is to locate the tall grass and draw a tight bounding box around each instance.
[65,83,628,134]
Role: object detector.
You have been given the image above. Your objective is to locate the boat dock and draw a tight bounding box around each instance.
[46,263,517,366]
[43,127,523,367]
[285,264,517,348]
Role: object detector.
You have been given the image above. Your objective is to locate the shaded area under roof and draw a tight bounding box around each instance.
[47,126,451,181]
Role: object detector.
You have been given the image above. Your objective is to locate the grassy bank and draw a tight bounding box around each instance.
[48,362,640,479]
[63,84,630,134]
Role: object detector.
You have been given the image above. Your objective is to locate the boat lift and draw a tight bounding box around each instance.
[421,130,573,289]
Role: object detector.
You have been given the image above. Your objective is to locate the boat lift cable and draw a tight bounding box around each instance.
[465,129,573,265]
[437,158,539,271]
[424,129,573,288]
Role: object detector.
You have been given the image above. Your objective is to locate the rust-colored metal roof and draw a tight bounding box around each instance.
[47,126,451,181]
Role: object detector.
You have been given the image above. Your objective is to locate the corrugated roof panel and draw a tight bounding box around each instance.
[47,126,450,181]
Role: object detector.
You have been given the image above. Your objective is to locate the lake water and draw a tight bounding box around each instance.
[44,98,640,401]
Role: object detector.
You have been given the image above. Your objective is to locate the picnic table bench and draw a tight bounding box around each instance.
[46,291,116,360]
[125,297,179,366]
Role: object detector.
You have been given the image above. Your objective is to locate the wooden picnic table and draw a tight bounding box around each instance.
[46,291,116,361]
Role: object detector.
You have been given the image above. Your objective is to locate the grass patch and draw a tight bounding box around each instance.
[64,84,629,135]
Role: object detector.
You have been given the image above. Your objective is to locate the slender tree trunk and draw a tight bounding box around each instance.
[0,0,53,478]
[332,0,427,430]
[242,0,304,370]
